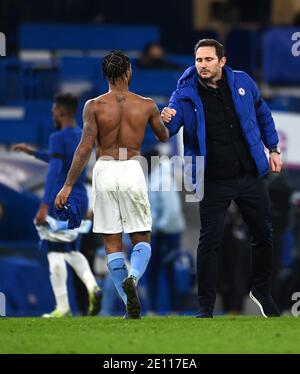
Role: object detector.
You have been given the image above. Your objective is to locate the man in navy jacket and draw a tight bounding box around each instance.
[161,39,282,317]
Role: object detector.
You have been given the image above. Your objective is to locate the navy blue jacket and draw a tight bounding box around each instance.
[167,65,279,181]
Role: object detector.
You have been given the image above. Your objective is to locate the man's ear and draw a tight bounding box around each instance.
[127,67,132,78]
[220,56,226,67]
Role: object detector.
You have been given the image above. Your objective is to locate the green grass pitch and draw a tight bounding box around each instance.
[0,316,299,354]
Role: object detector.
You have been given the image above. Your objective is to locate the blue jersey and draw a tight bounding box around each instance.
[35,126,87,215]
[36,126,88,252]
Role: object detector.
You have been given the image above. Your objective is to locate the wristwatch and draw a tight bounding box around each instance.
[269,146,281,155]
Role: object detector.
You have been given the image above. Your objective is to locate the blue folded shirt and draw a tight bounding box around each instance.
[54,197,84,229]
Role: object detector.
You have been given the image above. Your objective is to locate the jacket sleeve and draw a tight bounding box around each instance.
[246,74,279,149]
[167,90,184,137]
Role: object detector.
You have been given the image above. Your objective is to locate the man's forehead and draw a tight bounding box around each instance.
[195,46,217,58]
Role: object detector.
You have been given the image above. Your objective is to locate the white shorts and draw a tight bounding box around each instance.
[92,159,152,234]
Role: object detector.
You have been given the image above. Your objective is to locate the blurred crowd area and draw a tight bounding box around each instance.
[1,0,300,316]
[1,0,300,54]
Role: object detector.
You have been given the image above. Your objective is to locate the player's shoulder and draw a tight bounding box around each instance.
[83,97,97,111]
[131,93,156,108]
[49,129,64,142]
[132,92,153,101]
[84,94,109,114]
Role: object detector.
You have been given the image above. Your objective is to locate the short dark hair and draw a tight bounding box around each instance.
[54,93,78,116]
[194,39,225,60]
[102,50,131,85]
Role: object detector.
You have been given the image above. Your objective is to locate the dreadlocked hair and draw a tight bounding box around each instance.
[102,50,131,85]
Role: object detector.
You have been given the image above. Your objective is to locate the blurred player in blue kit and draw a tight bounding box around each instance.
[13,93,102,317]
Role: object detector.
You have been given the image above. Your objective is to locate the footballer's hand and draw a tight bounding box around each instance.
[161,107,177,124]
[55,185,72,210]
[11,143,35,155]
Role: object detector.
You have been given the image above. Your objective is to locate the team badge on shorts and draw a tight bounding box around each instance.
[238,88,246,96]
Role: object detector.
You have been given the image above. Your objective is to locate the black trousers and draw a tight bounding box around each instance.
[147,232,181,311]
[197,174,273,313]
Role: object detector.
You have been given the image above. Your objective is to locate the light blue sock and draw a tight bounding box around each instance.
[107,252,128,305]
[129,242,151,284]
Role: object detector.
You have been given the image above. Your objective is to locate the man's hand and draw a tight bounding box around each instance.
[35,203,48,225]
[269,153,282,173]
[11,143,35,155]
[161,107,177,124]
[55,185,73,210]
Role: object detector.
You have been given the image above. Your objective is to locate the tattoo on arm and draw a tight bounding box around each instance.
[65,100,98,186]
[150,103,169,141]
[155,105,167,131]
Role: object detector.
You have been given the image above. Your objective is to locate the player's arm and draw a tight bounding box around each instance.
[149,101,169,142]
[34,150,50,162]
[55,100,97,209]
[35,135,63,224]
[11,143,50,162]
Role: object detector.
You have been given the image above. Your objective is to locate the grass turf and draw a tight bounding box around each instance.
[0,316,299,354]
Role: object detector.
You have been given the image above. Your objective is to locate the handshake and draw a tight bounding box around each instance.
[161,107,177,124]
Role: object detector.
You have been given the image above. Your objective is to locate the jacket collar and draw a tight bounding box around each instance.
[177,65,235,99]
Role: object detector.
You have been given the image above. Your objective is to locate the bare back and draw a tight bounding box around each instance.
[91,91,168,160]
